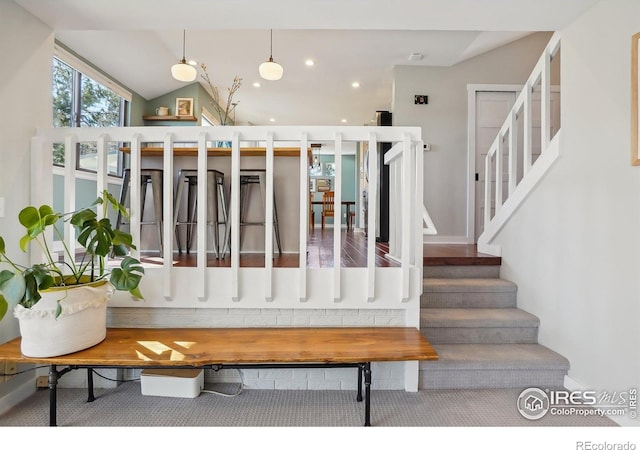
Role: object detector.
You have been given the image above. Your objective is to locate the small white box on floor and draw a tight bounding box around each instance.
[140,368,204,398]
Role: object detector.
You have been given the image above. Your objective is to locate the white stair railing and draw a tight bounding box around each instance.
[30,125,424,307]
[384,138,436,292]
[478,33,561,255]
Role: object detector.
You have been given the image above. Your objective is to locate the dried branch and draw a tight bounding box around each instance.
[200,64,242,125]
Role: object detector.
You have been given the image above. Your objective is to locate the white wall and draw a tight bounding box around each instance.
[0,1,53,404]
[0,2,53,343]
[492,0,640,399]
[392,32,552,242]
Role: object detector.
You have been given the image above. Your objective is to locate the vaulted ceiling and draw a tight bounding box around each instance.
[14,0,597,126]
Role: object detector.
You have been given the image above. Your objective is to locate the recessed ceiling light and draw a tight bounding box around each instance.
[253,82,261,88]
[305,59,315,67]
[351,81,360,88]
[341,119,347,123]
[188,60,198,66]
[408,53,424,61]
[269,118,276,122]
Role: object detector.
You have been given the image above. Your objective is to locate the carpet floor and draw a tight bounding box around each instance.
[0,381,618,427]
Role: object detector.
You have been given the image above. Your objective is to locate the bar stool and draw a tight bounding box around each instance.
[173,169,227,258]
[115,168,164,253]
[223,169,282,257]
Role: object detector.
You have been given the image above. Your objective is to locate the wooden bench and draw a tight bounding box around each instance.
[0,327,438,426]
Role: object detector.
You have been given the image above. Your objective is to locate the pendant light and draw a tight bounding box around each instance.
[171,29,197,82]
[259,29,284,81]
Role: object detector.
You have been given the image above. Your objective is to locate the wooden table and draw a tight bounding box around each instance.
[0,327,437,426]
[311,200,356,230]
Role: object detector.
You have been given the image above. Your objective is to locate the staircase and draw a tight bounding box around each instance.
[418,248,570,389]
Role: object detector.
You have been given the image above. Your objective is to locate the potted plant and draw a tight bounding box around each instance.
[0,190,144,357]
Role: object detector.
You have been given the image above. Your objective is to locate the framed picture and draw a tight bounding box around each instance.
[632,32,640,165]
[316,178,332,192]
[324,162,335,176]
[176,97,194,117]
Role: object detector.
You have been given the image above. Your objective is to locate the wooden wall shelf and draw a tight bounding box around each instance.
[142,115,197,122]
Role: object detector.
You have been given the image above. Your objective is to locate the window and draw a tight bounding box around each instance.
[52,46,131,175]
[201,107,218,126]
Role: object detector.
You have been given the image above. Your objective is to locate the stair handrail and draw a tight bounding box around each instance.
[477,32,561,255]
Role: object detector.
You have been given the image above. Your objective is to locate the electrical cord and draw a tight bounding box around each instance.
[0,365,49,376]
[1,366,244,396]
[201,368,244,397]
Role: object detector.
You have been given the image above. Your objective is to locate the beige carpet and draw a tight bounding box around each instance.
[0,380,618,427]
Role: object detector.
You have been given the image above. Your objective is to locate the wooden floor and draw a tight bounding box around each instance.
[140,229,399,268]
[423,244,501,266]
[138,237,500,269]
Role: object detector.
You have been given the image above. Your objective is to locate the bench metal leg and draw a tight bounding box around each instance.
[364,362,372,426]
[357,364,363,402]
[87,368,95,402]
[48,365,58,427]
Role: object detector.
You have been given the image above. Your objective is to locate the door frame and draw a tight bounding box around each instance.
[466,84,522,244]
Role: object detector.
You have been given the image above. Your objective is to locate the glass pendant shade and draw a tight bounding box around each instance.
[171,30,196,82]
[259,57,284,81]
[171,58,197,82]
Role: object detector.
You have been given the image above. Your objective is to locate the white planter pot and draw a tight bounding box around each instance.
[13,280,114,357]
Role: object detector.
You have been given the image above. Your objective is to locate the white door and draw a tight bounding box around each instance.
[473,89,561,241]
[474,91,516,241]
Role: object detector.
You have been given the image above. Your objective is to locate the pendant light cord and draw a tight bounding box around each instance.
[182,29,187,60]
[269,29,273,59]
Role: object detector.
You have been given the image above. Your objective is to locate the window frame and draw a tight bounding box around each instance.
[53,44,132,176]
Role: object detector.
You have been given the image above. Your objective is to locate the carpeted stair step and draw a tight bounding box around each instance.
[423,265,500,279]
[420,308,539,344]
[419,344,570,389]
[422,278,517,308]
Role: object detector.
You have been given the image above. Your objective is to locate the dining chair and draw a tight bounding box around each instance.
[309,192,315,232]
[321,191,335,230]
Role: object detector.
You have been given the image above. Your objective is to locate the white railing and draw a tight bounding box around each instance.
[30,126,424,313]
[477,33,562,255]
[384,140,437,285]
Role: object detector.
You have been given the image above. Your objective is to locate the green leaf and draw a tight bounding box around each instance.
[0,236,5,254]
[110,244,128,257]
[0,295,8,322]
[70,208,97,227]
[30,265,54,291]
[19,234,31,253]
[112,228,134,249]
[0,270,14,286]
[42,211,60,227]
[38,205,55,219]
[128,286,144,300]
[18,206,40,230]
[76,217,113,257]
[109,256,144,299]
[0,272,26,305]
[22,272,42,308]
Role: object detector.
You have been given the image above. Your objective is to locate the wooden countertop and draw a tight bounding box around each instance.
[120,147,306,157]
[0,327,438,366]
